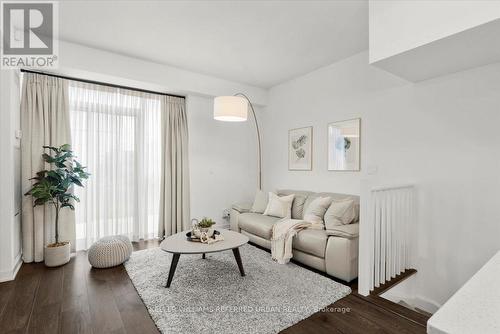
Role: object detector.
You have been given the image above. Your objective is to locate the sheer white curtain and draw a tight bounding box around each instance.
[69,82,162,250]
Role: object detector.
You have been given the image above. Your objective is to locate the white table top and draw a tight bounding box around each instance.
[427,250,500,334]
[160,229,249,254]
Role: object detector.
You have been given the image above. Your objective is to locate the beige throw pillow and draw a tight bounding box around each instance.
[291,195,307,219]
[324,198,356,229]
[303,196,332,228]
[251,190,269,213]
[263,193,295,218]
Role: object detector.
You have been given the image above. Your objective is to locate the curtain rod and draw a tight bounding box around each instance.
[20,69,186,99]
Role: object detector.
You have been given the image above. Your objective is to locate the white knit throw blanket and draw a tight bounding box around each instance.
[271,219,311,264]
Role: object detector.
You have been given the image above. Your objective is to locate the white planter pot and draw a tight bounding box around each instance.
[200,227,215,237]
[44,242,71,267]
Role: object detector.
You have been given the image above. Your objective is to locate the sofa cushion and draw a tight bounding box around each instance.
[251,190,268,213]
[324,198,356,228]
[318,192,359,222]
[303,196,332,226]
[291,195,307,219]
[277,190,311,219]
[293,229,328,258]
[264,193,294,218]
[238,213,281,239]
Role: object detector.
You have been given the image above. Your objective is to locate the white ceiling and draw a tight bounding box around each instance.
[59,1,368,88]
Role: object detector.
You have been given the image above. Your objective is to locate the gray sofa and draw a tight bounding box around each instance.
[230,189,359,282]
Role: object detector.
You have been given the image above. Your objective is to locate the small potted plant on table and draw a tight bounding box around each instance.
[192,217,216,237]
[198,217,216,234]
[25,144,90,267]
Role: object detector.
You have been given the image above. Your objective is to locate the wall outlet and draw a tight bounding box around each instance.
[222,209,230,219]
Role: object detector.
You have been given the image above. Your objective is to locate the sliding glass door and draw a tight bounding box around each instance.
[69,82,161,250]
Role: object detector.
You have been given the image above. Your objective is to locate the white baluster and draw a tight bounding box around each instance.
[380,191,387,286]
[374,191,381,288]
[359,184,415,295]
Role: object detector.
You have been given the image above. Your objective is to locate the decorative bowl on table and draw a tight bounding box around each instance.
[186,230,220,242]
[187,217,218,242]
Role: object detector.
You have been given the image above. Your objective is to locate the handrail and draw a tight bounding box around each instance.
[371,184,415,192]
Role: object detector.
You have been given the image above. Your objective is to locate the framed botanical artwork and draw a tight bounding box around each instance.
[328,118,360,171]
[289,126,313,171]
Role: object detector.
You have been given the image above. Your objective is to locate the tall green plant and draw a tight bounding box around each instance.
[25,144,90,245]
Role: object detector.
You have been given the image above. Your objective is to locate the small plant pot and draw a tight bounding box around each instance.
[44,242,71,267]
[200,227,215,237]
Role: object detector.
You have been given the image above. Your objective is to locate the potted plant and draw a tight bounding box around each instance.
[194,217,216,237]
[25,144,90,267]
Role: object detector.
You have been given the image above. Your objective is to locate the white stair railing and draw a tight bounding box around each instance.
[358,182,415,296]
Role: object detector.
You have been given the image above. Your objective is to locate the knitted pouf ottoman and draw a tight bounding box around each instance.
[88,235,133,268]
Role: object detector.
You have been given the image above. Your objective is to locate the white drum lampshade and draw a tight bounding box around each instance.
[214,96,248,122]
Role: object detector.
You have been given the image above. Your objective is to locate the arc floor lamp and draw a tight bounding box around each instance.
[213,93,262,190]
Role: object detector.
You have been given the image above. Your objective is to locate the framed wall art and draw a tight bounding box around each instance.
[328,118,360,171]
[288,126,313,171]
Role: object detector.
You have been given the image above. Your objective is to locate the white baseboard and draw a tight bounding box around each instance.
[0,253,23,282]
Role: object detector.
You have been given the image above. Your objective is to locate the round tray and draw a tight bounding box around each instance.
[186,230,220,242]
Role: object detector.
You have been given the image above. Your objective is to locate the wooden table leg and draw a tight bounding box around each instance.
[232,248,245,276]
[202,253,206,259]
[165,253,180,288]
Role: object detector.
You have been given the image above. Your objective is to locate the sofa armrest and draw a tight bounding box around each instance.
[230,203,251,232]
[325,235,358,282]
[232,203,252,214]
[325,223,359,239]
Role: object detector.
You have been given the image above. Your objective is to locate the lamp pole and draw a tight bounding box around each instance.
[234,93,262,190]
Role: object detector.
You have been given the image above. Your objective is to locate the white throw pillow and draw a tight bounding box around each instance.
[251,190,268,213]
[303,196,332,228]
[324,198,356,229]
[263,193,295,218]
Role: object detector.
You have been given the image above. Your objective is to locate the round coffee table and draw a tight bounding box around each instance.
[160,229,249,288]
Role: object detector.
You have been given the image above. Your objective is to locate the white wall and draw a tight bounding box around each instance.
[0,70,22,282]
[369,0,500,63]
[263,51,500,311]
[188,95,260,226]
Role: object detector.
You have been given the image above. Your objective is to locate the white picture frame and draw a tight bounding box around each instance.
[328,118,360,171]
[288,126,313,171]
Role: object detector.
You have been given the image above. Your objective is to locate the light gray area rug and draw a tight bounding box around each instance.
[124,244,351,334]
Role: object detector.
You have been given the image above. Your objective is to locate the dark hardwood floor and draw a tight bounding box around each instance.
[0,240,428,334]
